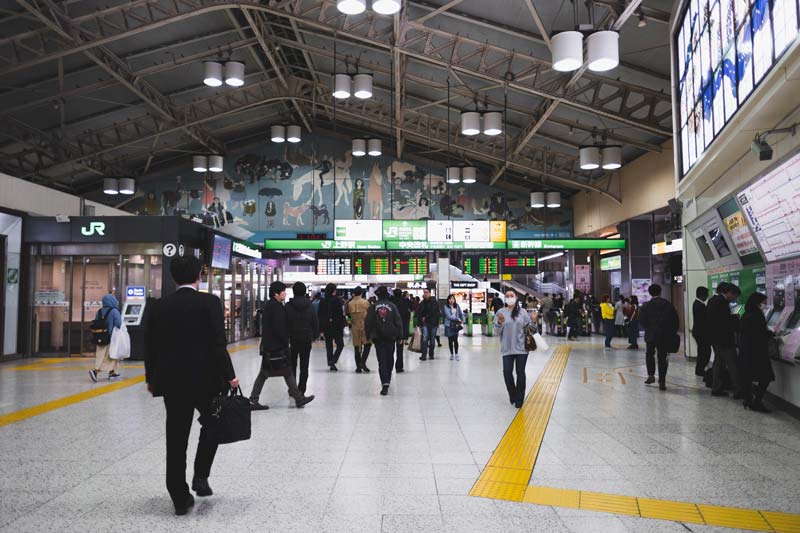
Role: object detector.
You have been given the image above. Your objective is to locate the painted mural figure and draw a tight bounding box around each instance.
[368,162,383,219]
[334,151,353,207]
[316,159,332,187]
[310,205,330,226]
[353,179,366,220]
[283,202,309,226]
[235,154,268,183]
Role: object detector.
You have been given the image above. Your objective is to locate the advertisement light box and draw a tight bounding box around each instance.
[334,220,382,241]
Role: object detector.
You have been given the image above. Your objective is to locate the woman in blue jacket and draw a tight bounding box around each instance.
[90,294,123,382]
[443,295,465,361]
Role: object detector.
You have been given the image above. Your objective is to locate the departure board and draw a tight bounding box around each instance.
[353,254,390,275]
[463,254,499,275]
[392,254,429,275]
[502,255,538,274]
[316,255,351,275]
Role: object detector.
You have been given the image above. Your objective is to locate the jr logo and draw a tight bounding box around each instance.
[81,222,106,236]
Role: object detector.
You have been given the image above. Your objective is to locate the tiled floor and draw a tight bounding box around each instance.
[1,334,799,532]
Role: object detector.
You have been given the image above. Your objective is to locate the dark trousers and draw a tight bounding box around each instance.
[694,337,711,375]
[603,319,615,347]
[290,340,312,392]
[421,324,438,358]
[712,345,741,395]
[742,379,769,404]
[374,339,395,386]
[395,340,404,371]
[164,394,217,506]
[645,342,669,383]
[503,353,528,403]
[447,335,459,354]
[628,320,639,346]
[325,329,344,365]
[250,356,303,401]
[354,343,372,369]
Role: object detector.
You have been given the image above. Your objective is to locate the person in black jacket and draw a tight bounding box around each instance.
[564,292,583,341]
[639,284,680,390]
[707,282,742,397]
[738,292,775,412]
[692,286,711,376]
[365,286,403,396]
[392,289,412,373]
[318,283,345,371]
[286,282,319,393]
[416,288,441,361]
[144,255,239,515]
[249,281,314,410]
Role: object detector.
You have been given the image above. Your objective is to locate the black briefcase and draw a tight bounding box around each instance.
[202,387,252,445]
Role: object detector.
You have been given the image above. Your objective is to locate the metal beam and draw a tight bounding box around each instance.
[522,0,551,50]
[413,0,465,24]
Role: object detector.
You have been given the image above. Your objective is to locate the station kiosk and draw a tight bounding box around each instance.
[121,286,148,360]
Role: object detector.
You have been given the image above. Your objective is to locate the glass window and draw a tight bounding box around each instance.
[32,257,71,354]
[723,44,738,121]
[149,256,162,298]
[752,0,772,83]
[737,14,754,104]
[721,0,736,53]
[773,0,799,57]
[712,67,725,135]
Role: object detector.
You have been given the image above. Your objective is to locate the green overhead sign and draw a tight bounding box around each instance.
[385,241,506,250]
[263,238,625,251]
[508,239,626,250]
[600,255,622,271]
[263,240,385,250]
[382,220,428,241]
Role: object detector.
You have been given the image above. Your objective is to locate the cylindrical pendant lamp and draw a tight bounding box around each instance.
[601,145,622,169]
[208,155,224,172]
[461,166,477,184]
[372,0,401,15]
[103,177,120,195]
[579,146,601,170]
[551,31,584,72]
[118,177,136,195]
[546,191,561,208]
[460,111,481,136]
[482,112,503,136]
[333,74,352,99]
[271,125,286,143]
[530,192,545,208]
[368,138,382,156]
[352,139,366,156]
[446,166,461,184]
[192,155,208,172]
[353,73,373,99]
[337,0,366,15]
[203,61,223,87]
[224,61,245,87]
[587,31,619,72]
[287,125,302,143]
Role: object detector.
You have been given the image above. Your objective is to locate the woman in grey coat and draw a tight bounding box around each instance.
[493,290,532,409]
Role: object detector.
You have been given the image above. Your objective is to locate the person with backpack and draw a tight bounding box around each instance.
[392,288,412,373]
[318,283,345,371]
[563,292,582,341]
[416,288,441,361]
[347,286,372,373]
[443,294,465,361]
[639,284,680,391]
[365,286,403,396]
[286,282,319,393]
[494,290,533,409]
[89,293,123,382]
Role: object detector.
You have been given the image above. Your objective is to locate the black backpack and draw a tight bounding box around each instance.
[375,302,399,340]
[89,308,111,345]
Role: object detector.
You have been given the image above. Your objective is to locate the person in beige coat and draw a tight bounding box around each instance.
[347,287,372,373]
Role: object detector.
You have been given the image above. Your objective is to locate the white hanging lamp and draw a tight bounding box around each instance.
[353,73,373,99]
[118,177,135,195]
[372,0,401,15]
[271,125,286,143]
[333,73,352,99]
[208,155,224,172]
[446,166,461,184]
[551,31,584,72]
[546,192,561,208]
[530,192,545,208]
[482,112,503,136]
[103,177,119,195]
[337,0,366,14]
[287,125,302,143]
[587,31,619,72]
[461,111,481,136]
[601,145,622,169]
[579,146,601,170]
[352,139,366,156]
[368,138,382,156]
[192,155,208,172]
[224,61,245,87]
[461,166,477,184]
[203,61,223,87]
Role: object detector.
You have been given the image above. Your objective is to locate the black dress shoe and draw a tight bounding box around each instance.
[249,399,269,410]
[514,400,523,409]
[192,478,213,497]
[659,383,667,391]
[396,369,404,373]
[329,364,338,372]
[419,356,427,361]
[296,395,315,408]
[361,366,371,373]
[644,376,655,385]
[175,494,195,515]
[355,367,363,374]
[380,385,389,396]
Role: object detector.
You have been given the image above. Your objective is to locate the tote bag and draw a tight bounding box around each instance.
[109,323,131,360]
[409,327,424,353]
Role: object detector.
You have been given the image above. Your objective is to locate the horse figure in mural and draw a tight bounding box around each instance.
[368,162,383,220]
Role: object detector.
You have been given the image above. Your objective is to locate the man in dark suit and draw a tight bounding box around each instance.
[144,255,239,516]
[639,284,680,391]
[707,282,742,397]
[692,286,711,376]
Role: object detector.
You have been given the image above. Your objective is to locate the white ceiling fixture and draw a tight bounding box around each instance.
[333,73,352,99]
[353,73,373,99]
[337,0,366,15]
[103,177,119,195]
[546,191,561,208]
[601,145,622,169]
[461,111,481,136]
[224,61,245,86]
[287,125,302,143]
[271,125,286,143]
[372,0,401,15]
[587,31,619,72]
[539,252,565,262]
[446,166,461,184]
[118,177,136,195]
[482,112,503,136]
[203,61,223,87]
[368,138,382,156]
[461,166,477,184]
[352,138,367,156]
[637,10,647,27]
[579,146,601,170]
[551,31,583,72]
[208,155,224,172]
[530,192,545,208]
[192,155,208,172]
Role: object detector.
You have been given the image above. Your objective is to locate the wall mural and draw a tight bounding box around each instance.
[128,134,573,243]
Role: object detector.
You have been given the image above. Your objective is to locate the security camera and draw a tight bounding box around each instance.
[55,214,70,223]
[751,135,773,161]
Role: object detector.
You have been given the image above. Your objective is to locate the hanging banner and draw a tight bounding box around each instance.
[575,264,591,293]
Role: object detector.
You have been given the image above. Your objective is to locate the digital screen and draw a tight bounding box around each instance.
[392,254,429,275]
[427,220,453,242]
[125,304,142,315]
[708,226,733,257]
[211,234,232,269]
[717,197,762,265]
[767,309,783,327]
[334,220,382,241]
[463,254,499,275]
[316,255,352,275]
[453,221,491,242]
[676,0,799,177]
[501,255,538,274]
[695,234,716,261]
[353,254,390,275]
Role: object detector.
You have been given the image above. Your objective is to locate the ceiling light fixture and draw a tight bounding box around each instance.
[192,155,208,172]
[601,146,622,169]
[587,31,619,72]
[118,177,136,195]
[579,146,601,170]
[530,192,545,208]
[539,252,565,262]
[546,191,561,208]
[353,73,373,99]
[208,155,224,172]
[337,0,366,15]
[368,138,382,156]
[271,125,286,143]
[637,10,647,28]
[551,31,584,72]
[482,112,503,136]
[287,125,302,143]
[461,111,481,136]
[372,0,401,15]
[352,138,366,156]
[103,177,119,195]
[461,166,477,184]
[446,166,461,184]
[333,73,352,99]
[203,61,223,87]
[224,61,245,86]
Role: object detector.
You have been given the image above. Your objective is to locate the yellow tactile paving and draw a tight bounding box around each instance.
[468,343,800,532]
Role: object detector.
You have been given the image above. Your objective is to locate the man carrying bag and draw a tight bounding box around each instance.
[144,256,241,516]
[248,281,315,410]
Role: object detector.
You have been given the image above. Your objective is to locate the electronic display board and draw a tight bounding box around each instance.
[334,220,382,241]
[316,255,352,275]
[353,254,390,275]
[501,255,538,274]
[391,254,429,275]
[463,254,499,276]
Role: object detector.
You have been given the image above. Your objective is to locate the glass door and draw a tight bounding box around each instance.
[32,256,72,355]
[76,256,119,356]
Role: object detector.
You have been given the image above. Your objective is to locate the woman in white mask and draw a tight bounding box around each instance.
[493,290,533,409]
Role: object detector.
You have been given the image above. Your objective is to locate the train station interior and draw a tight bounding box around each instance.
[1,0,799,531]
